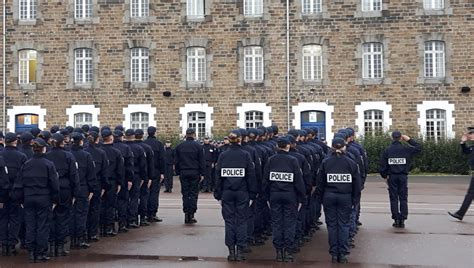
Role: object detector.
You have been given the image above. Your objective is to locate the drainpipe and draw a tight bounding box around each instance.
[286,0,290,131]
[2,0,5,132]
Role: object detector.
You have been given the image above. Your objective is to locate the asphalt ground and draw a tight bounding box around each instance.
[0,175,472,268]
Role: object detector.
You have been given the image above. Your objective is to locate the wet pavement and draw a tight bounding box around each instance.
[0,176,473,268]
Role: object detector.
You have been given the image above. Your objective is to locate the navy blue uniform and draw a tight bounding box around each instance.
[263,151,305,252]
[379,139,421,221]
[175,137,205,216]
[201,143,217,192]
[44,148,79,247]
[14,153,59,257]
[113,139,134,228]
[144,136,165,219]
[163,146,175,192]
[316,152,361,260]
[125,141,147,225]
[136,140,154,223]
[19,144,34,159]
[214,144,257,249]
[455,143,473,218]
[0,147,27,251]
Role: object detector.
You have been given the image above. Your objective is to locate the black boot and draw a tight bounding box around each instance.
[399,219,405,228]
[9,245,18,256]
[235,246,246,261]
[118,223,128,233]
[276,249,284,262]
[332,255,338,263]
[392,219,400,228]
[79,236,90,249]
[106,225,117,237]
[184,213,190,224]
[48,241,55,257]
[448,211,463,221]
[190,213,197,224]
[56,243,69,257]
[283,248,294,262]
[70,236,77,249]
[36,253,50,263]
[28,251,36,263]
[339,254,348,263]
[140,217,150,226]
[227,246,236,262]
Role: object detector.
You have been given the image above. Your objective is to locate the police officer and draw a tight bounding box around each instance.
[175,128,205,224]
[45,133,80,257]
[163,140,175,193]
[316,137,361,263]
[448,127,474,221]
[214,130,257,262]
[13,139,59,262]
[135,129,154,226]
[19,132,34,159]
[69,132,97,249]
[100,129,124,236]
[0,133,27,256]
[0,131,4,151]
[379,131,421,228]
[201,137,217,193]
[85,131,109,241]
[263,136,305,262]
[144,126,165,222]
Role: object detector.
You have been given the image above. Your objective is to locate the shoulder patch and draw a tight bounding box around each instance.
[4,166,8,175]
[75,162,79,169]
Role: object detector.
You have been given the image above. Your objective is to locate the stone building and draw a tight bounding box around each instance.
[0,0,473,140]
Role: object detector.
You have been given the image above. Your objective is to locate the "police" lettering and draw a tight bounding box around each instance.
[327,174,352,183]
[388,158,406,165]
[221,168,245,177]
[270,172,294,182]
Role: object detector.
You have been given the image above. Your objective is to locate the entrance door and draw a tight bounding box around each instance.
[15,114,39,133]
[301,110,326,139]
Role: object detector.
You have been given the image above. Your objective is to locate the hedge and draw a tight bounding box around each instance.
[359,134,471,175]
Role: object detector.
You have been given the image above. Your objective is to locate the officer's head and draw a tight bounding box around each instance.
[102,129,114,144]
[287,129,300,140]
[51,133,65,148]
[203,136,210,144]
[50,125,60,134]
[30,127,41,138]
[332,137,346,155]
[147,126,157,137]
[125,129,136,141]
[467,127,474,140]
[81,125,90,134]
[272,124,279,135]
[239,128,248,143]
[185,128,196,139]
[276,136,291,152]
[247,128,258,141]
[228,130,241,145]
[88,131,100,145]
[20,132,34,145]
[346,128,356,141]
[391,131,402,141]
[165,140,172,147]
[223,136,230,145]
[59,129,70,144]
[90,126,100,134]
[135,129,145,141]
[38,131,52,144]
[288,135,297,149]
[71,132,85,147]
[5,132,18,147]
[32,138,48,154]
[113,129,124,142]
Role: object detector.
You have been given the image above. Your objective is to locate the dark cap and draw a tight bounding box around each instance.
[229,129,241,138]
[51,133,65,144]
[0,131,4,138]
[20,132,34,143]
[89,131,99,141]
[147,126,157,136]
[467,127,474,134]
[287,129,299,138]
[114,125,124,132]
[135,129,145,136]
[311,127,319,133]
[90,126,100,133]
[239,128,248,137]
[33,138,48,148]
[256,129,265,136]
[71,132,84,142]
[272,125,279,135]
[276,136,291,147]
[288,135,296,144]
[5,132,17,143]
[303,128,314,135]
[266,127,274,134]
[30,127,41,138]
[332,137,345,148]
[101,129,113,138]
[391,131,402,139]
[346,128,355,137]
[258,127,267,135]
[125,129,135,137]
[65,126,74,134]
[81,125,90,133]
[247,128,258,137]
[59,129,70,136]
[298,130,307,137]
[101,126,111,133]
[39,131,51,141]
[186,128,196,135]
[113,130,123,137]
[73,128,83,134]
[50,125,60,134]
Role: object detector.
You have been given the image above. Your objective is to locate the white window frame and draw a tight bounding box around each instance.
[130,112,149,131]
[244,0,263,17]
[302,0,321,15]
[417,101,455,139]
[75,0,92,19]
[19,0,37,21]
[131,47,149,83]
[187,0,204,19]
[74,48,93,84]
[355,102,392,137]
[424,41,445,78]
[424,0,444,10]
[292,102,334,144]
[131,0,149,18]
[361,0,382,11]
[362,43,383,79]
[236,103,272,129]
[66,105,100,127]
[363,110,384,134]
[187,47,206,82]
[123,104,156,131]
[425,109,447,141]
[73,113,93,128]
[7,105,47,132]
[245,111,264,129]
[18,49,37,85]
[302,45,323,81]
[244,46,264,83]
[179,103,214,137]
[187,111,206,138]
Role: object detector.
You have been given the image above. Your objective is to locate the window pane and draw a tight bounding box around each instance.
[424,41,445,78]
[19,50,37,84]
[187,0,204,18]
[74,112,93,128]
[131,48,149,83]
[245,111,264,128]
[362,43,383,79]
[130,112,149,131]
[303,45,323,81]
[187,47,206,82]
[302,0,322,14]
[75,48,93,84]
[364,110,384,135]
[425,109,446,141]
[362,0,381,11]
[244,0,263,17]
[20,0,37,20]
[244,46,264,82]
[188,111,206,138]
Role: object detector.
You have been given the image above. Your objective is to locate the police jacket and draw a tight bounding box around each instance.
[312,138,329,155]
[101,144,125,187]
[350,141,369,178]
[70,145,98,194]
[461,143,474,169]
[203,143,217,164]
[0,156,10,203]
[289,148,313,194]
[125,141,147,181]
[13,153,60,204]
[136,140,155,181]
[214,144,258,201]
[249,140,268,169]
[0,146,28,198]
[145,136,165,177]
[45,147,80,197]
[164,147,175,165]
[263,151,306,204]
[175,137,205,176]
[379,139,422,178]
[113,140,134,184]
[242,142,263,192]
[316,152,361,205]
[85,144,110,191]
[19,144,34,159]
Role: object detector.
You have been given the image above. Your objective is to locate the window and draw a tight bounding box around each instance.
[74,112,92,128]
[361,0,381,11]
[244,0,263,17]
[424,41,445,78]
[131,0,149,17]
[188,111,206,138]
[426,109,446,141]
[74,48,93,84]
[424,0,444,10]
[363,43,383,79]
[19,0,37,20]
[130,112,149,131]
[187,0,204,19]
[244,46,263,83]
[131,48,149,83]
[302,0,321,14]
[303,45,323,81]
[245,111,264,128]
[364,110,384,135]
[18,50,37,85]
[75,0,92,19]
[187,47,206,82]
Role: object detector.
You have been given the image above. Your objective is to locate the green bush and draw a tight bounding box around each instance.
[359,134,470,175]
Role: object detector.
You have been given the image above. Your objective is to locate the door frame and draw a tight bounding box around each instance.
[292,102,334,143]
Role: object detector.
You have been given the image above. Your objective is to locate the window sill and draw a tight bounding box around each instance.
[244,82,265,87]
[18,84,37,90]
[356,78,390,86]
[73,83,93,90]
[17,20,37,26]
[302,80,326,86]
[417,77,453,85]
[354,11,382,18]
[124,82,155,89]
[186,81,212,89]
[415,8,453,16]
[127,16,157,24]
[300,12,329,20]
[185,16,206,23]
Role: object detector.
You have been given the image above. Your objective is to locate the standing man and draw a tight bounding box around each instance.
[163,140,175,193]
[448,127,474,221]
[379,131,421,228]
[175,128,205,224]
[201,137,217,193]
[135,129,154,226]
[144,126,165,223]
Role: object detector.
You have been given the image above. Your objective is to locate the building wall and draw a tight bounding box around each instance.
[0,0,473,138]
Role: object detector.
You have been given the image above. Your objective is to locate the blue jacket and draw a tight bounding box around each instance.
[45,147,80,198]
[85,144,110,191]
[113,139,135,184]
[0,146,28,200]
[19,144,34,159]
[136,140,155,181]
[461,143,474,169]
[289,148,313,194]
[101,143,125,187]
[70,145,98,194]
[175,137,205,177]
[0,156,10,203]
[144,136,165,177]
[379,139,422,178]
[125,141,148,181]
